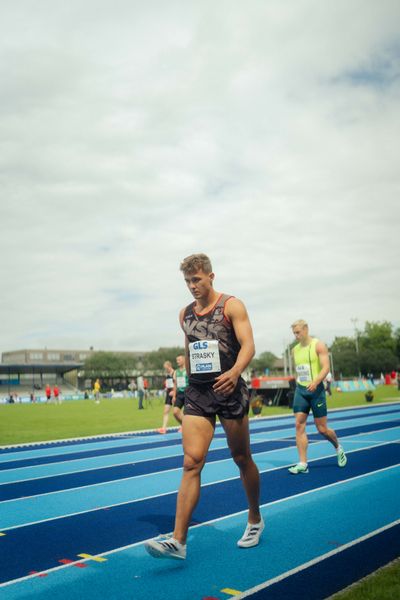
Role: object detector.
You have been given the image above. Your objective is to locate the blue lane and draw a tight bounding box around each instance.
[2,405,398,470]
[0,437,186,471]
[0,426,179,456]
[1,417,399,499]
[1,466,399,600]
[4,430,399,529]
[0,439,298,501]
[0,442,399,584]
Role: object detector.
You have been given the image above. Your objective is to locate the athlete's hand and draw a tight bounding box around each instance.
[307,380,319,392]
[213,370,239,396]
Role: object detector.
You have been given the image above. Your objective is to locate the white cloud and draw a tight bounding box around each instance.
[1,0,399,358]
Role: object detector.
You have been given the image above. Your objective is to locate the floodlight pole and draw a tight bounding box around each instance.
[351,317,359,354]
[351,317,361,376]
[288,343,293,375]
[283,341,288,376]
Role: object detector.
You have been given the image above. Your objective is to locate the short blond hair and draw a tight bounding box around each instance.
[180,253,212,275]
[291,319,308,329]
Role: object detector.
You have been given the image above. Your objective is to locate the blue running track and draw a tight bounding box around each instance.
[0,403,399,599]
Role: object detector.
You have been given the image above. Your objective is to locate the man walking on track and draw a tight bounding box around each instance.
[145,253,263,560]
[171,354,187,428]
[157,360,178,434]
[288,319,347,474]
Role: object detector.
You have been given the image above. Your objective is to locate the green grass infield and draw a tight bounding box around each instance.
[0,385,398,446]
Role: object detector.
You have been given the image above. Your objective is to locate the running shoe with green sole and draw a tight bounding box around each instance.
[337,447,347,467]
[288,463,309,474]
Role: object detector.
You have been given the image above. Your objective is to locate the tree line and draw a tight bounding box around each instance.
[329,321,399,377]
[81,321,399,382]
[82,347,185,383]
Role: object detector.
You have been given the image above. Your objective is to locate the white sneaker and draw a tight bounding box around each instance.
[237,518,264,548]
[145,535,186,560]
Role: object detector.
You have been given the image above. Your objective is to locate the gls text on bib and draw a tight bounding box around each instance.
[189,340,221,374]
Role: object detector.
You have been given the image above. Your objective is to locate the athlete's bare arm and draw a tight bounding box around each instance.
[213,298,255,396]
[179,308,191,375]
[307,340,330,391]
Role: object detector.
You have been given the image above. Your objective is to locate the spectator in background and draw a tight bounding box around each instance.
[93,378,101,404]
[397,372,400,392]
[45,383,51,403]
[53,384,61,405]
[137,375,145,410]
[128,379,137,396]
[143,378,150,404]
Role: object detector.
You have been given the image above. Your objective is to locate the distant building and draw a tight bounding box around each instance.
[0,348,144,393]
[2,348,92,365]
[1,348,144,365]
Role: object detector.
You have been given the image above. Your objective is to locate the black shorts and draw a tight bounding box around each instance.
[293,383,327,418]
[184,378,249,420]
[175,392,185,410]
[165,389,174,406]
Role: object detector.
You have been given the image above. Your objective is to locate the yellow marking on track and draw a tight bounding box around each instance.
[0,533,6,536]
[78,553,107,563]
[221,589,242,596]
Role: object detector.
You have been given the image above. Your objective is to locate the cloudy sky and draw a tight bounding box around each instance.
[1,0,399,359]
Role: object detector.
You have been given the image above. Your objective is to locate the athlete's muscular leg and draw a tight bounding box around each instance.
[294,412,309,463]
[173,406,183,424]
[221,415,261,524]
[314,416,339,449]
[173,415,215,544]
[161,403,171,430]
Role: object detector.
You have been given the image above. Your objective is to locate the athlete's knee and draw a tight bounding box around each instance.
[295,419,307,433]
[231,449,252,470]
[182,452,206,474]
[316,423,329,435]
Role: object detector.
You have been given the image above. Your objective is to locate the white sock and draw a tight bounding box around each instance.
[299,461,307,467]
[336,445,343,453]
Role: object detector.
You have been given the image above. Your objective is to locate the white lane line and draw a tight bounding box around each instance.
[0,435,185,467]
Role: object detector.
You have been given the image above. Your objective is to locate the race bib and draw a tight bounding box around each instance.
[165,377,174,389]
[189,339,221,374]
[176,376,187,388]
[296,364,312,383]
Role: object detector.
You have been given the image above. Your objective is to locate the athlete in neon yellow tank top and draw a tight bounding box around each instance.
[288,320,347,475]
[293,338,322,387]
